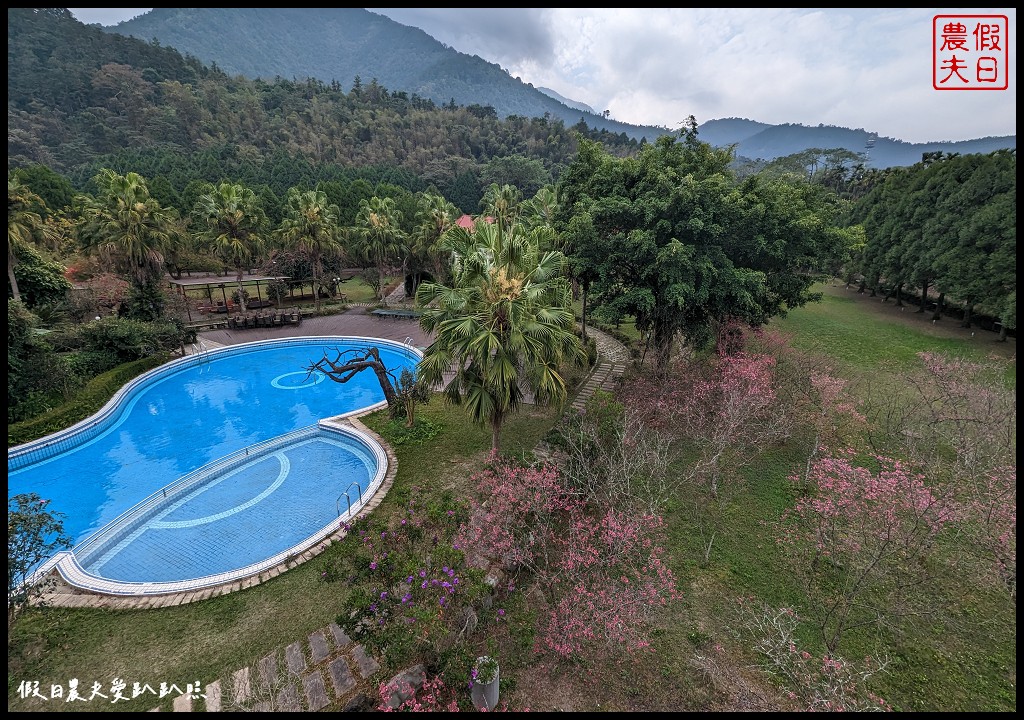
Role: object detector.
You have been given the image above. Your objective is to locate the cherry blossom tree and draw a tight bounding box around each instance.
[456,456,681,660]
[778,451,956,652]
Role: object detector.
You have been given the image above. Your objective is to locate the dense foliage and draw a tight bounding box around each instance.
[557,123,858,367]
[8,8,640,210]
[848,150,1016,337]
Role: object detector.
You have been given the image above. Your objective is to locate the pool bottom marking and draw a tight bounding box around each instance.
[271,370,326,390]
[151,453,290,529]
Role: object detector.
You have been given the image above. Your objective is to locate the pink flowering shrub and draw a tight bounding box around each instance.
[377,673,461,712]
[779,451,956,651]
[456,455,681,660]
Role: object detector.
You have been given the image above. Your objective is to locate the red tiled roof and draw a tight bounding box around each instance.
[455,214,496,230]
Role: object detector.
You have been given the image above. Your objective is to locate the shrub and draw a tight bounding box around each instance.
[8,355,169,447]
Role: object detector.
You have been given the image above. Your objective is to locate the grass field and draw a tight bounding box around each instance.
[7,285,1016,712]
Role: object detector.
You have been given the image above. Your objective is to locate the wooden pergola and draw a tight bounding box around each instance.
[166,274,291,319]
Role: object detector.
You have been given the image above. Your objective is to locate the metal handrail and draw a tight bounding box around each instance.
[335,480,365,518]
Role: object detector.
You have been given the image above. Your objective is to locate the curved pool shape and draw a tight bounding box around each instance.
[7,337,419,590]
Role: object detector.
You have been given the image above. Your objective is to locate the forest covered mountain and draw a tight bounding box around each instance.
[104,7,1015,168]
[6,8,641,212]
[106,8,667,142]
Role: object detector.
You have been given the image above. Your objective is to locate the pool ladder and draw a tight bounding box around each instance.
[335,480,365,519]
[404,336,414,347]
[190,339,211,368]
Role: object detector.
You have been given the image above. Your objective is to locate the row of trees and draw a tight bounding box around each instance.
[9,168,574,319]
[848,149,1016,337]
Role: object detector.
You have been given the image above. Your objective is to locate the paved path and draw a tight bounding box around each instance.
[569,327,630,412]
[196,305,432,349]
[151,621,382,712]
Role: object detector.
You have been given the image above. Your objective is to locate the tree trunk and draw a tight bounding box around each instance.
[581,283,588,342]
[931,292,944,321]
[370,365,398,407]
[962,301,973,329]
[236,268,247,313]
[917,280,929,313]
[8,258,21,303]
[999,323,1008,342]
[653,316,674,375]
[491,416,502,453]
[893,283,903,306]
[313,257,322,313]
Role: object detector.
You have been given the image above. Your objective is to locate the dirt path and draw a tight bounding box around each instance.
[823,282,1016,360]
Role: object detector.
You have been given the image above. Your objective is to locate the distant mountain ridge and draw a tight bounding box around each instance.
[106,8,1014,168]
[536,87,597,116]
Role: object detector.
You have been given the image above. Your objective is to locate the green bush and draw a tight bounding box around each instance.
[8,354,170,447]
[78,317,183,362]
[63,349,120,378]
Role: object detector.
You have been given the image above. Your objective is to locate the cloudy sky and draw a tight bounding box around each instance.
[69,8,1016,144]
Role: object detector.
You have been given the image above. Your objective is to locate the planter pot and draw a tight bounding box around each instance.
[470,659,500,711]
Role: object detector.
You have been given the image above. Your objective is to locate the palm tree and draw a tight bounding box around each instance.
[416,220,586,452]
[193,182,267,314]
[480,183,523,235]
[522,185,560,231]
[351,196,407,302]
[410,192,459,290]
[76,170,179,309]
[8,177,59,303]
[278,188,344,313]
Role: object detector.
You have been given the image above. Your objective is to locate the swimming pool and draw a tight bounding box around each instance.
[7,337,419,590]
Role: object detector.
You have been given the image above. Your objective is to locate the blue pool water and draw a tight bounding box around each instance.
[8,338,418,558]
[79,429,378,583]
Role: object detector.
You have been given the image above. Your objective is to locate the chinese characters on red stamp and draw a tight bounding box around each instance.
[934,15,1009,90]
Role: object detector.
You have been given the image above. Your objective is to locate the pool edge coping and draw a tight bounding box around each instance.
[20,335,420,608]
[37,413,400,608]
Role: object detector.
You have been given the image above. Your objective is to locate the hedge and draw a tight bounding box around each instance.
[8,354,171,448]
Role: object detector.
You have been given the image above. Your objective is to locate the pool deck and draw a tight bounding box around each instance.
[196,304,433,349]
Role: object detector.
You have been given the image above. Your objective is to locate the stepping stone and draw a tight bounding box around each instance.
[232,668,251,703]
[258,653,278,687]
[275,682,301,712]
[285,642,306,675]
[252,701,272,712]
[309,630,330,664]
[327,657,356,695]
[351,645,381,678]
[302,671,330,711]
[204,680,222,712]
[172,693,192,712]
[329,622,352,651]
[382,664,426,709]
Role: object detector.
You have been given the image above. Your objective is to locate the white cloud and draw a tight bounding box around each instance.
[69,8,1017,143]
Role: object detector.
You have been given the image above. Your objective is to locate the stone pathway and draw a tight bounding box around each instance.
[156,622,382,712]
[533,325,631,464]
[569,327,630,412]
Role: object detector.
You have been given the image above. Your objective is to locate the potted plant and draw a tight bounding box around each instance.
[470,655,499,711]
